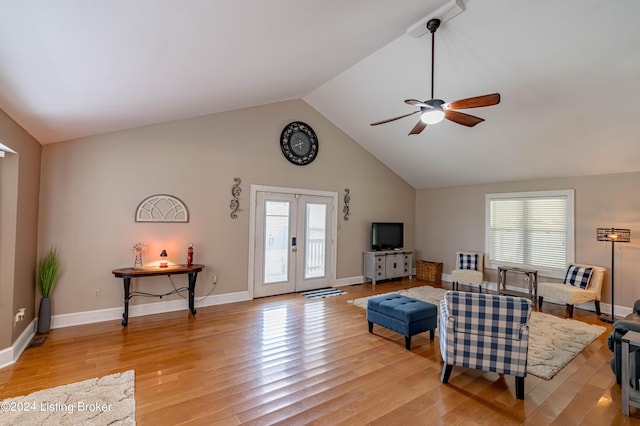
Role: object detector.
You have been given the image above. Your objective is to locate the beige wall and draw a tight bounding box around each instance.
[0,108,41,349]
[415,172,640,310]
[6,90,638,341]
[38,100,415,316]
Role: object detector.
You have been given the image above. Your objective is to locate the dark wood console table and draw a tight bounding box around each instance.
[112,264,204,326]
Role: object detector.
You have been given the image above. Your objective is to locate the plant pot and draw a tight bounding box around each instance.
[37,297,51,334]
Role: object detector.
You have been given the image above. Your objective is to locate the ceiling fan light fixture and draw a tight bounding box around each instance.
[421,107,445,124]
[370,10,500,135]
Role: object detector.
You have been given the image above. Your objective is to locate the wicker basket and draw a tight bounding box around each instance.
[416,260,443,284]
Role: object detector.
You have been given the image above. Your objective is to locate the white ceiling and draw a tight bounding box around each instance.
[1,0,639,189]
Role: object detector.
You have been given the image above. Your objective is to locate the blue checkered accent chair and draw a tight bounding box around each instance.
[439,291,532,400]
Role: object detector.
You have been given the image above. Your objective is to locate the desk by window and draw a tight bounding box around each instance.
[112,264,204,326]
[497,266,537,303]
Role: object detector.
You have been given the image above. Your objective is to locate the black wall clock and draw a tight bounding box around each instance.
[280,121,318,166]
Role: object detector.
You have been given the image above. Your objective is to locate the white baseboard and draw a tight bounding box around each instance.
[334,276,365,287]
[1,277,628,371]
[441,273,630,317]
[0,319,36,370]
[48,291,252,330]
[45,277,369,329]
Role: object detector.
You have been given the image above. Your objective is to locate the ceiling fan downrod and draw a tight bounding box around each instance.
[426,18,441,100]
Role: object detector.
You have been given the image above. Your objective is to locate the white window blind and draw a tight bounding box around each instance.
[485,190,574,278]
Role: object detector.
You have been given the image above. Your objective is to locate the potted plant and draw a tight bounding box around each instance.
[36,247,61,334]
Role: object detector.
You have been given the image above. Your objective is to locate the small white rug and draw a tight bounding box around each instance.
[0,370,135,425]
[348,286,606,380]
[299,287,347,299]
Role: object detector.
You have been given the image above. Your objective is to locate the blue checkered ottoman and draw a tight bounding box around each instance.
[367,294,437,350]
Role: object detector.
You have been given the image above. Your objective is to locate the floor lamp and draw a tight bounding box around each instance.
[597,227,631,323]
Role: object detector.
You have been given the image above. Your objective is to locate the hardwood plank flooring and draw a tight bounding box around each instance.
[1,279,639,425]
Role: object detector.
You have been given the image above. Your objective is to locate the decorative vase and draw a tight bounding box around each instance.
[37,297,51,334]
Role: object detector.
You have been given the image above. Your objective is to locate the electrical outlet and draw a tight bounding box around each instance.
[94,289,101,298]
[14,308,26,326]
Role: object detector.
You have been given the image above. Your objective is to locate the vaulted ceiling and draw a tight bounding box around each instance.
[1,0,639,189]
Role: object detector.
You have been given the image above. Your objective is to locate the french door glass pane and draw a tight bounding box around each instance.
[264,201,290,284]
[305,203,326,279]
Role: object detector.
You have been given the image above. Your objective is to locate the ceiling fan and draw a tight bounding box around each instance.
[371,18,500,135]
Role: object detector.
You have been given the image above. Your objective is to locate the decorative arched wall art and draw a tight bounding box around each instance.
[135,194,189,222]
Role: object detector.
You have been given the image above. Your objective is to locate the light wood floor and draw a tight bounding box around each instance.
[1,279,639,425]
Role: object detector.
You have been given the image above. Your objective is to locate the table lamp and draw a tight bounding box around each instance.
[159,249,168,268]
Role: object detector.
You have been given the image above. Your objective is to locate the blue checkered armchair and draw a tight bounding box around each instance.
[439,291,532,400]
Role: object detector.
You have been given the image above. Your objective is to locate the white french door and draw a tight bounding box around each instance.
[251,187,336,298]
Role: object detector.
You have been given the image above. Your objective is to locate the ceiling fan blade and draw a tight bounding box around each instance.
[445,110,485,127]
[405,99,430,108]
[444,93,501,110]
[408,120,427,135]
[370,110,418,126]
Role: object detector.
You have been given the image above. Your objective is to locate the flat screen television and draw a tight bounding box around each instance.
[371,222,404,251]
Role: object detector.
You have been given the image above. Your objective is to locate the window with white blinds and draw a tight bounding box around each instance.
[485,190,575,278]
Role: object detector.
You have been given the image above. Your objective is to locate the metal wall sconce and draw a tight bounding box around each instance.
[230,177,242,219]
[343,188,350,221]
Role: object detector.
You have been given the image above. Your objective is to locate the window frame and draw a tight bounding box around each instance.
[484,189,575,279]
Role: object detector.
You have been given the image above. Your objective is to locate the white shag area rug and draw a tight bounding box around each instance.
[349,286,606,380]
[0,370,135,425]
